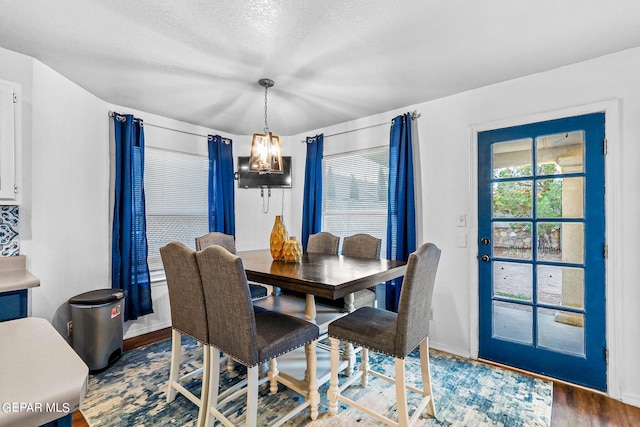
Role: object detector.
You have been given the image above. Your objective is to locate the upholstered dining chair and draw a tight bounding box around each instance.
[160,242,211,427]
[307,231,340,255]
[196,245,321,427]
[328,242,441,427]
[341,233,382,309]
[195,232,268,300]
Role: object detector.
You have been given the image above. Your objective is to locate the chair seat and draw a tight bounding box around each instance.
[255,311,319,365]
[329,306,399,357]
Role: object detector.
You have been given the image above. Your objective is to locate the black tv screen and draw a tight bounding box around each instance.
[236,156,292,188]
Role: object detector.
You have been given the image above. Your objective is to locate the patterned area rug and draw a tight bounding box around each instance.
[81,338,552,426]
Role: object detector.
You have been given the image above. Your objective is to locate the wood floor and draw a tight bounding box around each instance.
[73,328,640,427]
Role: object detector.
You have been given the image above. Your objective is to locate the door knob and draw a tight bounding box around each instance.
[481,237,490,246]
[481,254,490,262]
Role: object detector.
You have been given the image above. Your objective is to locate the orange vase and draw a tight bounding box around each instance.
[269,215,288,260]
[282,236,303,263]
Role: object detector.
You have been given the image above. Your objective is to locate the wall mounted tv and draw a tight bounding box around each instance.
[236,156,292,188]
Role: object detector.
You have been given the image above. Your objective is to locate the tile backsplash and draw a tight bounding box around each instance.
[0,206,19,256]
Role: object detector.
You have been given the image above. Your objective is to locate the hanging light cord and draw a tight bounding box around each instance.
[263,84,270,134]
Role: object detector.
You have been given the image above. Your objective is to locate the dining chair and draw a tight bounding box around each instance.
[341,233,382,309]
[327,242,441,427]
[195,232,268,300]
[307,231,340,255]
[196,245,321,427]
[160,242,211,427]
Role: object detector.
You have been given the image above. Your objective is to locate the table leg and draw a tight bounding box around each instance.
[343,292,356,376]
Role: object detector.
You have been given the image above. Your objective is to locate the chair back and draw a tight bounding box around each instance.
[196,245,259,367]
[307,232,340,255]
[342,234,381,259]
[160,242,209,344]
[195,231,237,253]
[395,243,441,356]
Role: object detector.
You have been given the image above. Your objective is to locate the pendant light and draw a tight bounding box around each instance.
[249,78,283,174]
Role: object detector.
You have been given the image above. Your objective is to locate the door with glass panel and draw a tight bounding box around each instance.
[478,113,606,391]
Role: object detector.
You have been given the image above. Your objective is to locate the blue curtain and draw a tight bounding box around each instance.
[301,134,323,250]
[208,135,235,235]
[112,113,153,321]
[386,113,417,312]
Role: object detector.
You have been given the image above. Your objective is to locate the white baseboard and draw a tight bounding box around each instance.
[430,341,471,359]
[123,320,171,340]
[621,393,640,409]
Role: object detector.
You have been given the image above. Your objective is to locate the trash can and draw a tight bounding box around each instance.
[69,288,126,373]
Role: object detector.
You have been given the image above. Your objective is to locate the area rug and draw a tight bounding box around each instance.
[81,338,552,426]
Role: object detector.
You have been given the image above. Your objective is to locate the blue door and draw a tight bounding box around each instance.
[478,112,606,391]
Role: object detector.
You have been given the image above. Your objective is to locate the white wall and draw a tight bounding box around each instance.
[292,47,640,405]
[3,43,640,405]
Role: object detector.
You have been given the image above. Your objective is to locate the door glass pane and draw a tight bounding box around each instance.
[492,138,532,178]
[538,222,584,263]
[536,131,584,175]
[493,301,532,344]
[493,261,532,301]
[538,307,585,356]
[537,265,584,308]
[536,177,584,219]
[492,222,532,259]
[493,181,532,218]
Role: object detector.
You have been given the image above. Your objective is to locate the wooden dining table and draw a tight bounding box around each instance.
[239,249,407,399]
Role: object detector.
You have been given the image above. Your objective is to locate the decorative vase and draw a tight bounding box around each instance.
[282,236,303,263]
[269,215,288,260]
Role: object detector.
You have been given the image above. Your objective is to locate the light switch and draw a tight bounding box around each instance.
[457,213,466,227]
[456,234,467,248]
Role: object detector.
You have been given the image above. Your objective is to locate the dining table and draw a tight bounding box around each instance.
[239,249,407,402]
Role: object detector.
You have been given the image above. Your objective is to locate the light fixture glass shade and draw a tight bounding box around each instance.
[249,132,283,173]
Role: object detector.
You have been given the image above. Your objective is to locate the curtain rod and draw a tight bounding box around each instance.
[301,110,420,143]
[108,111,234,141]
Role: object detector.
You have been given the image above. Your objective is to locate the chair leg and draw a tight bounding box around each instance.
[420,338,436,418]
[204,349,221,427]
[395,358,410,427]
[196,345,211,427]
[226,354,235,373]
[328,337,340,416]
[245,366,259,427]
[269,358,279,394]
[360,347,369,387]
[305,340,320,420]
[166,329,181,402]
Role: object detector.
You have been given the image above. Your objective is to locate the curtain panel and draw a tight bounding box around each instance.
[301,134,324,250]
[386,113,417,312]
[112,113,153,321]
[208,135,235,235]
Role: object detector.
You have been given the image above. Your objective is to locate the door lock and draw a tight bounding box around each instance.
[481,237,490,246]
[481,254,490,262]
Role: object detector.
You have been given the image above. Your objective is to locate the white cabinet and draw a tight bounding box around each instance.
[0,79,19,204]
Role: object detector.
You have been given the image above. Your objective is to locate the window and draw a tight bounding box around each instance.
[145,147,209,272]
[323,146,388,252]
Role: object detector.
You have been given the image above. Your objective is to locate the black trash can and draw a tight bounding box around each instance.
[69,289,126,373]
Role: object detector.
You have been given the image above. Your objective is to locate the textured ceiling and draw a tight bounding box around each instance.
[1,1,640,135]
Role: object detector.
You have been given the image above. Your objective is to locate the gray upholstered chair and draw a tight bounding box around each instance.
[196,245,321,427]
[328,243,441,427]
[342,233,382,309]
[160,242,211,427]
[307,231,340,255]
[195,232,268,299]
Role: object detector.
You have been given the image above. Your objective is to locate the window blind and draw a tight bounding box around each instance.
[323,146,388,252]
[145,147,209,271]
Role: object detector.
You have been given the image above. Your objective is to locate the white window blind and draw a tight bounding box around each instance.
[323,146,388,252]
[145,147,209,272]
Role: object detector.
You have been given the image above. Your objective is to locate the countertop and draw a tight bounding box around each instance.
[0,317,88,426]
[0,255,40,293]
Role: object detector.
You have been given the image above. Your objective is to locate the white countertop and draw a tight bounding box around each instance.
[0,255,40,293]
[0,317,88,426]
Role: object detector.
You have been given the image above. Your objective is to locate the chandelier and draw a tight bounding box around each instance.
[249,78,283,174]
